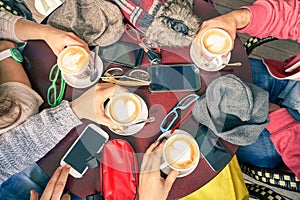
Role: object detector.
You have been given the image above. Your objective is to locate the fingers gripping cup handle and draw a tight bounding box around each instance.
[160,161,169,170]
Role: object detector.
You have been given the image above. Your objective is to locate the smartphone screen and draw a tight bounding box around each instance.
[149,64,201,92]
[100,42,143,68]
[195,126,232,171]
[62,125,108,176]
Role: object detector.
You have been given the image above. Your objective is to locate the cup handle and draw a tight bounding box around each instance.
[213,56,223,66]
[160,161,168,170]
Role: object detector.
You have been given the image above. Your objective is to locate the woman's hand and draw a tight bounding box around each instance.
[14,18,90,56]
[41,25,90,56]
[70,83,128,129]
[139,141,178,200]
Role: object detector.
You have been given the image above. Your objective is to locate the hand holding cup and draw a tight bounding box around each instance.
[139,140,178,200]
[159,130,200,178]
[70,83,128,129]
[57,46,95,79]
[191,28,233,71]
[105,92,145,131]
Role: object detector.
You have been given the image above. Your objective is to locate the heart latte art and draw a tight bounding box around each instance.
[109,94,141,124]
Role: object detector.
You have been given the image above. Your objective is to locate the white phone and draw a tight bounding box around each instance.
[60,124,109,178]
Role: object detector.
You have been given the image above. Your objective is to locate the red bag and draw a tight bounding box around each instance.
[100,139,139,200]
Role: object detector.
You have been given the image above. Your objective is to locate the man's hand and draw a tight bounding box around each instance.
[30,165,71,200]
[196,9,251,51]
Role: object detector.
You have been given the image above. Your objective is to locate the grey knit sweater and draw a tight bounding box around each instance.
[0,101,82,184]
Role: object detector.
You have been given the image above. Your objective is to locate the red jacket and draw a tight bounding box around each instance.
[240,0,300,80]
[240,0,300,179]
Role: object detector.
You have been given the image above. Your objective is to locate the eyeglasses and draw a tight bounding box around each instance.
[47,64,66,107]
[125,24,162,64]
[160,94,200,133]
[101,67,151,86]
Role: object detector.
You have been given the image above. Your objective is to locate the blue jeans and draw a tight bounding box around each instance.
[0,163,82,200]
[237,58,300,168]
[249,58,299,107]
[237,130,283,168]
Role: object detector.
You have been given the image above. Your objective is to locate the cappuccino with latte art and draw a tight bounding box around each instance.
[164,134,199,170]
[106,93,142,126]
[202,29,232,55]
[160,131,200,177]
[57,46,89,75]
[200,28,232,60]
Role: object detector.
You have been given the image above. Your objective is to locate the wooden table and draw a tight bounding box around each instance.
[22,0,252,199]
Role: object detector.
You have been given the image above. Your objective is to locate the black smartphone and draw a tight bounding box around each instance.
[60,124,109,178]
[100,41,144,68]
[194,125,232,171]
[148,64,201,92]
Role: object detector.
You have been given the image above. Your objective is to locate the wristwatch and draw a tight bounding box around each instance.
[0,48,24,63]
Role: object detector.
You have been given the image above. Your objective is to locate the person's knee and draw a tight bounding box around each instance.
[236,130,283,168]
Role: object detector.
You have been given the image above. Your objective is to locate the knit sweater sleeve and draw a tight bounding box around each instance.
[238,0,300,42]
[0,101,82,184]
[0,11,23,42]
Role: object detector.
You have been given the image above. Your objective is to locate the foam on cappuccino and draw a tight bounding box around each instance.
[203,29,231,55]
[57,46,89,75]
[164,135,198,170]
[109,94,141,124]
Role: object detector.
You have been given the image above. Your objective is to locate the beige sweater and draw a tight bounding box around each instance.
[0,11,23,43]
[0,82,43,134]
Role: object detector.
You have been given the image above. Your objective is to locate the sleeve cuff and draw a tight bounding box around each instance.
[238,3,271,37]
[0,11,23,42]
[42,100,82,132]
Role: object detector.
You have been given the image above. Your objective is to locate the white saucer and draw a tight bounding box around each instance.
[158,130,199,178]
[190,42,231,72]
[109,95,148,136]
[34,0,63,16]
[62,53,103,89]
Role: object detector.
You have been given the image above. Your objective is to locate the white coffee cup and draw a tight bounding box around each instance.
[201,28,232,59]
[105,92,142,127]
[191,28,232,71]
[57,46,91,78]
[160,131,200,177]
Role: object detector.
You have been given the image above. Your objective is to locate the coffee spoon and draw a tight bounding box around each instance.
[90,46,99,82]
[222,62,242,67]
[115,117,156,132]
[131,117,155,126]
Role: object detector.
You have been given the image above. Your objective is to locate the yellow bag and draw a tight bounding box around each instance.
[180,156,249,200]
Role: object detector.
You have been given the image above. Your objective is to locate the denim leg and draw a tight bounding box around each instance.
[236,129,283,168]
[0,163,83,200]
[249,58,289,104]
[0,163,49,200]
[238,58,286,168]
